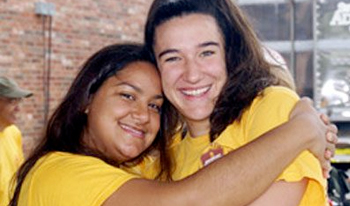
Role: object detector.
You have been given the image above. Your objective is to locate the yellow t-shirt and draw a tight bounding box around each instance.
[0,125,24,206]
[121,151,161,180]
[169,86,327,206]
[18,152,139,206]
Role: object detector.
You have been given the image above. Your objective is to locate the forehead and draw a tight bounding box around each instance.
[154,13,224,50]
[107,61,162,92]
[0,97,11,109]
[0,97,10,103]
[117,61,159,80]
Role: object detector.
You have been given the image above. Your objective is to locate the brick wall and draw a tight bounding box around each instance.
[0,0,153,157]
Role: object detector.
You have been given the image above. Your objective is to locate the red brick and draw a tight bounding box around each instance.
[0,0,153,157]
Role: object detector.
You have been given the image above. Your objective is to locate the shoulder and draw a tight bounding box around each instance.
[36,152,120,174]
[261,86,299,100]
[252,86,299,108]
[31,152,138,193]
[23,152,138,205]
[4,125,22,135]
[243,86,300,121]
[239,86,300,141]
[2,125,22,144]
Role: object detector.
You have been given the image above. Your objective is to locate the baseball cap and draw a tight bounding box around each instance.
[0,77,33,98]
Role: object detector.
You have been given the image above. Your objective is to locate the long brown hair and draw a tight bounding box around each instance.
[10,43,172,205]
[145,0,280,141]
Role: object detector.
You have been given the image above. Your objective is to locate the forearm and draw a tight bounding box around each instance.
[181,117,313,206]
[247,179,307,206]
[105,115,320,206]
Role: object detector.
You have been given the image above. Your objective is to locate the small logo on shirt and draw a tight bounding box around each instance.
[201,147,224,166]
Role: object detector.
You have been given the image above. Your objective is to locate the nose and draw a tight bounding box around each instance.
[183,59,202,83]
[14,105,20,112]
[13,103,20,112]
[132,103,150,124]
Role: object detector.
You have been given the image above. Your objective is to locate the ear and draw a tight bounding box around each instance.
[84,94,94,114]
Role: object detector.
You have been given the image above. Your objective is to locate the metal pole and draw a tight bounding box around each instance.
[289,0,296,79]
[312,0,318,106]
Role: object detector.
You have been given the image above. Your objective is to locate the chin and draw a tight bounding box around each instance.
[122,148,143,160]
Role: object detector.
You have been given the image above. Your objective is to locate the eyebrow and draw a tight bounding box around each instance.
[158,49,179,59]
[199,41,220,48]
[116,82,164,100]
[157,41,221,59]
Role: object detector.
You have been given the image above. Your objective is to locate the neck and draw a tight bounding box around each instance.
[186,119,210,138]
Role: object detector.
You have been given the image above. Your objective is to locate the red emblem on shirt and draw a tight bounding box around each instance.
[201,147,224,166]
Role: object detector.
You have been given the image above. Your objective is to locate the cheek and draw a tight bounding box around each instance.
[160,72,175,95]
[6,106,15,116]
[212,58,226,74]
[218,68,227,83]
[160,68,173,82]
[160,67,181,91]
[150,115,161,136]
[207,60,227,84]
[99,99,129,118]
[154,114,161,130]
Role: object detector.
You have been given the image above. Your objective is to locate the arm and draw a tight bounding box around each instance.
[103,103,335,206]
[245,89,331,206]
[248,179,308,206]
[243,88,308,205]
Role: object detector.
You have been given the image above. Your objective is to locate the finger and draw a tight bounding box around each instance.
[326,131,334,143]
[325,138,336,158]
[323,168,331,179]
[324,148,333,160]
[333,133,338,145]
[327,131,338,145]
[321,161,331,179]
[327,123,338,135]
[320,113,330,125]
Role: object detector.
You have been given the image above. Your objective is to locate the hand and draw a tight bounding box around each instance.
[290,97,338,178]
[319,113,338,178]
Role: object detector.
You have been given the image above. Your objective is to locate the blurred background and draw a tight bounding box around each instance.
[0,0,350,203]
[237,0,350,167]
[237,1,350,204]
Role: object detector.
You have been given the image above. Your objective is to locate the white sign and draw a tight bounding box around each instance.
[330,2,350,31]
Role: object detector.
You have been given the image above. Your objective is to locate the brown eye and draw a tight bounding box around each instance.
[200,50,215,57]
[120,93,135,101]
[165,56,181,62]
[148,103,162,113]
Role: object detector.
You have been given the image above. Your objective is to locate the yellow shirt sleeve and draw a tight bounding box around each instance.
[244,86,327,206]
[18,152,139,206]
[0,125,24,206]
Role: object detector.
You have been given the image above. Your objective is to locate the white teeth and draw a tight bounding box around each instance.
[182,86,210,96]
[120,124,144,136]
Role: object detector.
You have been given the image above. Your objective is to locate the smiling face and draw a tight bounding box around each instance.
[154,13,227,137]
[0,97,21,129]
[83,61,163,163]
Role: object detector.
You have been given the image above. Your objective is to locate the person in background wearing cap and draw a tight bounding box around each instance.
[0,76,32,206]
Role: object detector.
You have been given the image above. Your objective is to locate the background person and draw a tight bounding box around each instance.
[0,76,32,206]
[262,46,296,91]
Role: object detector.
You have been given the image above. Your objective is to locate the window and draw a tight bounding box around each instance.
[238,0,350,121]
[237,0,350,165]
